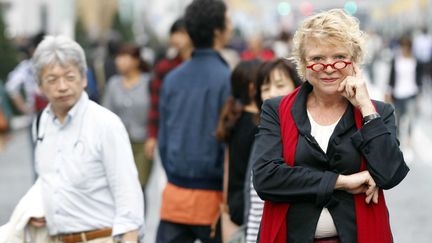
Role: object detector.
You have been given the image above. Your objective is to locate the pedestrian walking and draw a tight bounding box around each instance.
[215,60,262,241]
[386,36,421,149]
[103,43,153,193]
[156,0,232,242]
[30,35,144,243]
[144,18,193,160]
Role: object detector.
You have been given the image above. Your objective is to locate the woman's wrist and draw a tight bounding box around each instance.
[359,101,376,117]
[362,113,381,125]
[334,175,346,190]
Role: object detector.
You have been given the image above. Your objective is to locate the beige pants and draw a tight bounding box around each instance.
[49,235,114,243]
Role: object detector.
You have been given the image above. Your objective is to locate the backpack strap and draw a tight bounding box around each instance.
[32,110,43,145]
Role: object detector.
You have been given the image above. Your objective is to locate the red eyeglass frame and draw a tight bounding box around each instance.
[306,61,352,72]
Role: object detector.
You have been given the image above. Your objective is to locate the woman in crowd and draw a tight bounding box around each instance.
[245,58,301,243]
[216,60,261,233]
[103,43,152,193]
[386,36,421,144]
[252,9,409,243]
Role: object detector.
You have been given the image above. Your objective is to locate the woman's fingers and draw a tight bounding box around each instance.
[372,189,379,204]
[337,79,346,92]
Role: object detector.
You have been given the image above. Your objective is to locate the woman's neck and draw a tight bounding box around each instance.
[308,91,347,109]
[307,91,348,125]
[180,47,192,61]
[122,70,141,88]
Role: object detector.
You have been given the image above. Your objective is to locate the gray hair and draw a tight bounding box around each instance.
[32,35,87,83]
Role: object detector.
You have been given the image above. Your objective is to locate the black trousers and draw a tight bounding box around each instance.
[156,220,221,243]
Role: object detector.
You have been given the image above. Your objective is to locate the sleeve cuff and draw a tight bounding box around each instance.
[112,214,144,236]
[315,171,338,207]
[351,118,390,148]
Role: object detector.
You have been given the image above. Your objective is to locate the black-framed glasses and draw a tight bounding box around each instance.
[306,61,352,72]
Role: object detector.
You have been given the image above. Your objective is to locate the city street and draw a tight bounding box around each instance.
[1,77,432,242]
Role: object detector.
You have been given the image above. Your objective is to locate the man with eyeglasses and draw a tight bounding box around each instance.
[29,35,144,243]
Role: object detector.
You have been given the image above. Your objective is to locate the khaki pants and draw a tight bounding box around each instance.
[131,142,153,187]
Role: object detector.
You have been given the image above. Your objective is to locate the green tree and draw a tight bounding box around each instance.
[112,10,134,42]
[0,6,18,82]
[74,16,92,54]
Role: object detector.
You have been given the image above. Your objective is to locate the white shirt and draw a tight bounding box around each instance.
[308,111,339,238]
[5,60,40,109]
[34,92,144,236]
[413,33,432,63]
[394,55,419,99]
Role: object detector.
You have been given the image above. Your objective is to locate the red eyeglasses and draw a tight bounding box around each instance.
[306,61,352,72]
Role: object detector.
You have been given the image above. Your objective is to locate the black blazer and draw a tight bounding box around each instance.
[252,82,409,243]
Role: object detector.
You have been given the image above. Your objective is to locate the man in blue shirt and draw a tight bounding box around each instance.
[157,0,232,242]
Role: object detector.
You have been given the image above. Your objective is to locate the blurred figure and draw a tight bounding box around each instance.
[31,35,144,242]
[386,36,421,145]
[156,0,232,242]
[413,27,432,85]
[215,60,262,241]
[144,18,193,161]
[272,31,292,58]
[103,43,152,193]
[245,59,302,243]
[0,82,12,151]
[240,34,275,61]
[5,32,47,181]
[5,32,47,115]
[364,30,383,84]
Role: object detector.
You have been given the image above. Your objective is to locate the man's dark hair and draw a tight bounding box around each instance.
[170,18,186,34]
[184,0,227,48]
[31,32,46,49]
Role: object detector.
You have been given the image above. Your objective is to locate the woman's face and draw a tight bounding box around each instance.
[115,54,139,74]
[261,68,296,101]
[304,40,354,96]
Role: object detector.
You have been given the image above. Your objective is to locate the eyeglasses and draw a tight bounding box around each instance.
[306,61,352,72]
[42,74,81,86]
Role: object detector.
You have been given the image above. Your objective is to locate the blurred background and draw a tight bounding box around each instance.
[0,0,432,242]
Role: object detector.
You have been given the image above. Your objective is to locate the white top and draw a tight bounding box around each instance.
[33,92,144,236]
[394,55,419,99]
[5,60,39,109]
[308,111,339,238]
[413,33,432,63]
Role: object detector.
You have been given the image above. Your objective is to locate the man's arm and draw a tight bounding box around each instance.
[100,115,144,239]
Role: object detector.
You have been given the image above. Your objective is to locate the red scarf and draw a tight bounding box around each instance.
[259,87,392,243]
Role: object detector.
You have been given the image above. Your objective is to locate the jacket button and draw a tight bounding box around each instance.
[334,137,341,145]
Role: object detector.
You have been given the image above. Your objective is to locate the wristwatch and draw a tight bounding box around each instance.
[362,113,381,125]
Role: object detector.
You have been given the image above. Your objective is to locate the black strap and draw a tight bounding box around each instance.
[35,110,43,142]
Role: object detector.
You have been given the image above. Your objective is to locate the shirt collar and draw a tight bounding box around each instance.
[46,92,89,124]
[192,48,228,66]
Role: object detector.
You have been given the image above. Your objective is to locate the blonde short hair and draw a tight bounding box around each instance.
[290,9,365,80]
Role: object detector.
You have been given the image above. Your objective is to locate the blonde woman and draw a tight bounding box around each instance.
[252,9,409,243]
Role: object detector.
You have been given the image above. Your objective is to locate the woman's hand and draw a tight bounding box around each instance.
[335,170,379,204]
[144,137,157,160]
[28,217,46,228]
[337,64,376,117]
